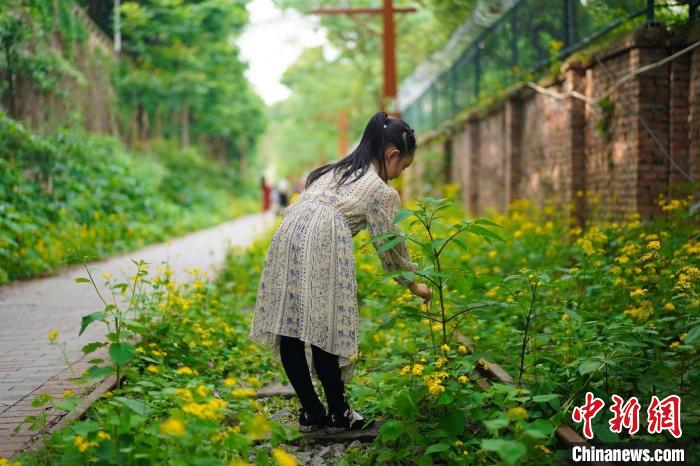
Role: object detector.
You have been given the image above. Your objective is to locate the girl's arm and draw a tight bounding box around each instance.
[366,187,418,286]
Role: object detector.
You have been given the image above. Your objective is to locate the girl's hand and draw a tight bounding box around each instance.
[409,281,431,304]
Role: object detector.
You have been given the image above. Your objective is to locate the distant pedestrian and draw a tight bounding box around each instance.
[261,177,271,212]
[277,178,290,214]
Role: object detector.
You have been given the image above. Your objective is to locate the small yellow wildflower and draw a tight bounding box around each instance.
[647,241,661,250]
[458,345,468,353]
[97,431,111,440]
[224,377,237,387]
[196,385,210,397]
[669,341,680,349]
[231,388,256,397]
[272,448,299,466]
[630,288,647,298]
[535,444,552,455]
[458,375,469,384]
[176,366,195,376]
[146,365,159,374]
[63,390,73,398]
[435,357,447,369]
[412,364,424,376]
[400,365,411,376]
[664,302,676,311]
[48,330,59,342]
[440,344,450,352]
[160,417,186,437]
[561,313,569,321]
[74,435,97,453]
[507,406,528,420]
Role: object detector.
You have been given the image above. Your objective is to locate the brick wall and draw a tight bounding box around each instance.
[409,23,700,222]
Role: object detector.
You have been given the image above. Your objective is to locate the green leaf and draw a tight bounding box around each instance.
[83,365,113,380]
[439,411,465,438]
[81,342,106,354]
[379,420,405,442]
[393,208,413,223]
[75,277,90,283]
[376,235,405,254]
[79,311,108,336]
[684,325,700,345]
[425,442,450,454]
[480,439,527,465]
[578,360,601,375]
[109,343,135,367]
[52,400,78,411]
[114,396,151,415]
[393,390,418,420]
[483,416,509,432]
[532,394,560,403]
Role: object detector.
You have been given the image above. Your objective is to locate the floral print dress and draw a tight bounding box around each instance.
[249,163,418,382]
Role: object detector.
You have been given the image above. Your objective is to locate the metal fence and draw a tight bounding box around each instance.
[402,0,698,133]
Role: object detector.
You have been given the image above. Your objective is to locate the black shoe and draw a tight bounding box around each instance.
[298,406,327,433]
[326,401,375,433]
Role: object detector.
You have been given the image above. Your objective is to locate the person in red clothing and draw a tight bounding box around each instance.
[261,176,271,212]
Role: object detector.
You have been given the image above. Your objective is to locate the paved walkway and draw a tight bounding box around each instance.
[0,213,274,456]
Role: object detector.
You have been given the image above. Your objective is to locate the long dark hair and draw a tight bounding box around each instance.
[305,111,416,189]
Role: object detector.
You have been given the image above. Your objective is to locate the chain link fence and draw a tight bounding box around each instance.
[402,0,698,133]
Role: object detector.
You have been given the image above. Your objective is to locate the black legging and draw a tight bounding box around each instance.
[279,335,346,416]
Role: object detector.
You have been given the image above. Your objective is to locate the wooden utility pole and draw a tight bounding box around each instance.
[310,0,415,116]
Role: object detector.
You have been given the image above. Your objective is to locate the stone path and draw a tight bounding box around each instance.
[0,212,274,457]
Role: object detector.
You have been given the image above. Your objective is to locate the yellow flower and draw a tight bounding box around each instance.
[680,332,688,341]
[411,364,424,376]
[507,407,528,420]
[224,377,237,387]
[176,366,194,376]
[561,313,569,321]
[160,417,186,437]
[0,459,21,466]
[440,344,450,352]
[196,385,210,397]
[176,388,193,402]
[73,435,98,453]
[63,390,73,398]
[458,375,469,384]
[647,240,661,250]
[231,388,257,397]
[427,383,445,396]
[229,460,253,466]
[435,357,447,369]
[664,302,676,311]
[535,444,552,455]
[400,365,411,376]
[97,431,111,440]
[458,345,468,353]
[630,288,647,298]
[146,365,159,374]
[669,341,680,349]
[48,330,59,342]
[272,448,299,466]
[454,439,464,447]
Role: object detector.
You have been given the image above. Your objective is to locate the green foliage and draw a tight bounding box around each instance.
[0,112,256,284]
[0,0,86,110]
[266,1,477,179]
[117,0,266,163]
